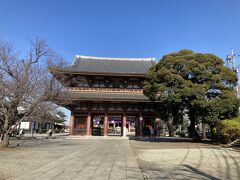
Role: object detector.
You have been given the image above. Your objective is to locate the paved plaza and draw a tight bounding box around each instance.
[0,136,239,180]
[0,137,143,180]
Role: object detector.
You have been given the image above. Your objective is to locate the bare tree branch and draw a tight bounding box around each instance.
[0,38,68,148]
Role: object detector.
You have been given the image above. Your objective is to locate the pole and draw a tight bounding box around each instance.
[228,49,239,96]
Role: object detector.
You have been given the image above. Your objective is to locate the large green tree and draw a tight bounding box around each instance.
[144,50,239,139]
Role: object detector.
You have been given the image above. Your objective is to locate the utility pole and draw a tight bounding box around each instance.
[226,49,239,96]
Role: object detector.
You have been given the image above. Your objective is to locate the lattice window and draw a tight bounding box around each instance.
[126,104,140,112]
[74,103,88,111]
[108,103,123,111]
[75,76,89,87]
[92,103,105,111]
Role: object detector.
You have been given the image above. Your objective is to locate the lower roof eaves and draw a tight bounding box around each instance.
[56,91,150,102]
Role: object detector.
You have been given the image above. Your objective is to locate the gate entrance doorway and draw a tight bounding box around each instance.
[92,114,104,136]
[107,115,137,136]
[108,115,122,135]
[91,114,138,136]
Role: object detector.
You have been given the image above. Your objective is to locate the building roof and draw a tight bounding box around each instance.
[57,91,150,102]
[58,55,156,76]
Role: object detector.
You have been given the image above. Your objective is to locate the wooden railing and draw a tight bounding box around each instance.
[67,87,143,94]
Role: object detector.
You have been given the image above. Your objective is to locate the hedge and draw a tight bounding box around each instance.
[216,116,240,143]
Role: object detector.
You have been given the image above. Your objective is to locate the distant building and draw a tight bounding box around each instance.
[18,109,64,133]
[51,56,157,136]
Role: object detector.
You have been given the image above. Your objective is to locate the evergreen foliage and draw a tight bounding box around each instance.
[144,50,239,139]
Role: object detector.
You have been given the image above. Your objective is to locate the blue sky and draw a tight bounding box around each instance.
[1,0,240,61]
[1,0,240,123]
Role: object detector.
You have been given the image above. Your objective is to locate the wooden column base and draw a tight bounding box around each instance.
[122,112,127,137]
[104,113,108,136]
[86,112,91,136]
[69,112,75,135]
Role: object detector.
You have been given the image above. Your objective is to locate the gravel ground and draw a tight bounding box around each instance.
[130,140,240,180]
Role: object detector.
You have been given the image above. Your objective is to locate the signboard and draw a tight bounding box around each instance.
[20,122,30,129]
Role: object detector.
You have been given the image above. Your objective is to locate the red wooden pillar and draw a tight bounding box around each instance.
[69,111,75,135]
[122,112,127,137]
[139,113,143,136]
[86,112,91,136]
[103,112,108,136]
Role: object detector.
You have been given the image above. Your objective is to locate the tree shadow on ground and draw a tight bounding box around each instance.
[129,136,193,142]
[133,142,239,180]
[181,165,221,180]
[128,136,214,144]
[142,167,221,180]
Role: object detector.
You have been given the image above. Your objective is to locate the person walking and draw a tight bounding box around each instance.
[47,129,53,139]
[19,128,25,137]
[149,125,154,138]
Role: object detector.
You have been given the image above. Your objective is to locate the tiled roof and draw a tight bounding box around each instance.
[58,55,156,75]
[57,91,150,102]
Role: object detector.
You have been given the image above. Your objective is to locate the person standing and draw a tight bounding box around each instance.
[47,129,53,139]
[149,125,154,138]
[19,129,24,137]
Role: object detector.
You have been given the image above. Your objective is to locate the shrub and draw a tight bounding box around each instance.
[176,131,187,137]
[54,129,61,133]
[38,129,47,134]
[215,117,240,143]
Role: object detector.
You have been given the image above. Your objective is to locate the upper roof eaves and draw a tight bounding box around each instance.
[74,55,156,62]
[59,55,156,75]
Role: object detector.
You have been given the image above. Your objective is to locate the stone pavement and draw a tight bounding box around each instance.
[2,137,240,180]
[13,137,143,180]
